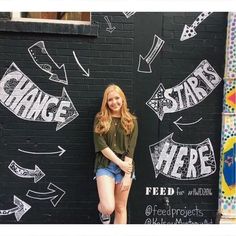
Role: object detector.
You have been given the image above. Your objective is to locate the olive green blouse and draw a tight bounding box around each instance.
[93,117,138,172]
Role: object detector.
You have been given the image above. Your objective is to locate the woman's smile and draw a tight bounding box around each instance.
[107,91,123,115]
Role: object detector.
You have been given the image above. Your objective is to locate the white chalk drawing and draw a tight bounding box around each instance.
[149,133,216,180]
[18,145,66,157]
[144,205,204,218]
[137,34,165,73]
[26,182,65,207]
[0,195,31,222]
[72,51,90,77]
[144,205,213,224]
[180,12,213,41]
[173,116,203,131]
[104,16,116,33]
[0,63,79,131]
[28,41,68,85]
[123,12,136,18]
[8,160,45,183]
[146,60,222,120]
[188,187,213,196]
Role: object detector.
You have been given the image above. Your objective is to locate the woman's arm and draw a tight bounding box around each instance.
[101,147,132,174]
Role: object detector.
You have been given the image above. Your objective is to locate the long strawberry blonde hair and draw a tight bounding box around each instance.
[94,84,136,135]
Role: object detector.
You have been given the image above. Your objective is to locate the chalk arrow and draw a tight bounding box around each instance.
[8,160,45,183]
[0,63,79,131]
[18,145,66,157]
[123,12,136,19]
[146,60,222,120]
[149,133,216,180]
[0,196,31,222]
[26,183,65,207]
[104,16,116,33]
[180,12,213,41]
[72,51,90,77]
[137,34,165,73]
[173,116,203,131]
[28,41,68,85]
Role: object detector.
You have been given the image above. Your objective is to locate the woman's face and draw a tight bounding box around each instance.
[107,90,123,116]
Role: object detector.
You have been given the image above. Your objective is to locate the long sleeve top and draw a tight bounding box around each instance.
[93,117,138,173]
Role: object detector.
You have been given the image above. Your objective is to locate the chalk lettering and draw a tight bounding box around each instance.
[0,63,79,131]
[149,133,216,180]
[146,60,222,120]
[145,187,175,196]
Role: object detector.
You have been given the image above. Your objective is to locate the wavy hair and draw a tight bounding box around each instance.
[94,84,136,135]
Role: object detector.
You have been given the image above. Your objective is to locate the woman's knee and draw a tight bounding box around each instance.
[100,202,115,215]
[115,202,127,214]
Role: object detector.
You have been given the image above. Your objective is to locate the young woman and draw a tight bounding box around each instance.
[93,84,138,224]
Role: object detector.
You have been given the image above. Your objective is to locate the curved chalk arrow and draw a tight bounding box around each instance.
[26,183,65,207]
[0,63,79,131]
[104,16,116,33]
[180,12,213,41]
[137,34,165,73]
[173,116,203,131]
[18,145,66,157]
[73,51,90,77]
[0,196,31,222]
[28,41,68,85]
[8,160,45,183]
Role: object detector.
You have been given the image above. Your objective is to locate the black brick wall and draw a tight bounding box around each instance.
[0,12,227,224]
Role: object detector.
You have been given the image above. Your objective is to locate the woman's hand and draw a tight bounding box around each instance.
[120,174,132,191]
[119,161,132,174]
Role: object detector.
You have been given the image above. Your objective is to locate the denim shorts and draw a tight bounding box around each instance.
[96,162,124,184]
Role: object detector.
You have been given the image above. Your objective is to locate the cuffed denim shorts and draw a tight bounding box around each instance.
[96,162,123,184]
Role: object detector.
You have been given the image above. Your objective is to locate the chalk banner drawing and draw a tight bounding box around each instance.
[123,12,136,19]
[104,16,116,34]
[149,133,216,180]
[0,195,31,222]
[146,60,222,121]
[28,41,68,85]
[26,182,65,207]
[0,63,79,131]
[180,12,213,41]
[8,160,45,183]
[137,34,165,73]
[18,145,66,157]
[73,51,90,77]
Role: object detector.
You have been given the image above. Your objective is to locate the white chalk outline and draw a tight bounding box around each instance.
[0,63,79,131]
[0,195,31,222]
[123,12,136,18]
[173,116,203,131]
[149,133,216,180]
[72,51,90,77]
[28,41,68,85]
[180,12,213,41]
[8,160,45,183]
[104,16,116,33]
[18,145,66,157]
[26,182,66,207]
[137,34,165,73]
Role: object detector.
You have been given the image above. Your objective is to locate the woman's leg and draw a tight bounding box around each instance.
[114,181,132,224]
[96,175,116,215]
